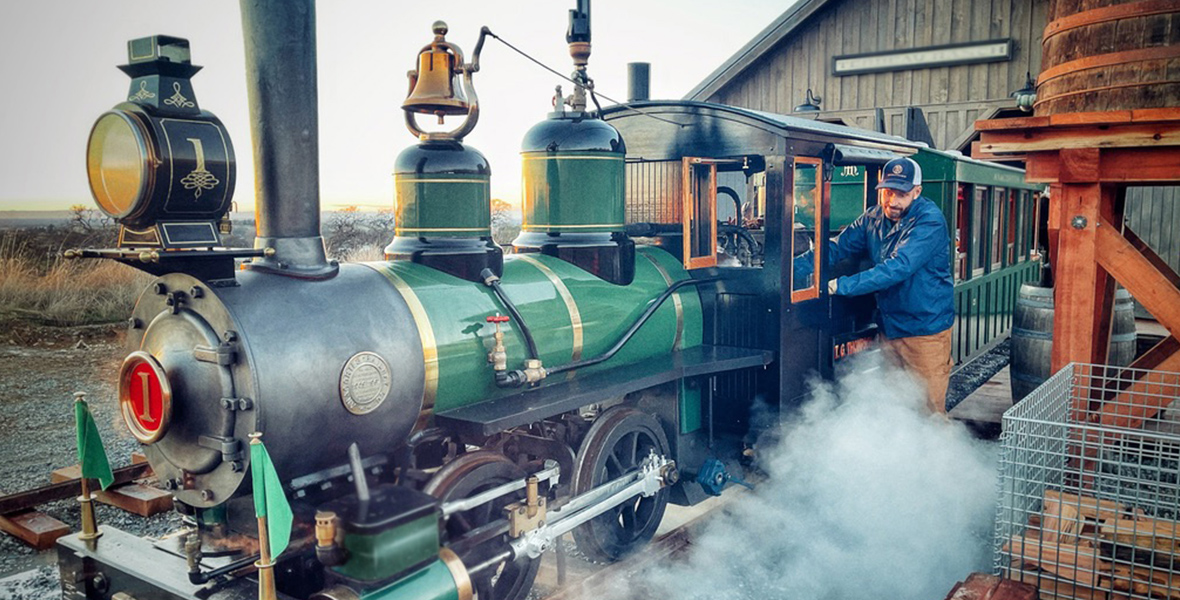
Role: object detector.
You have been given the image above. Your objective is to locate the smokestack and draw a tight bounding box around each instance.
[239,0,337,278]
[627,62,650,102]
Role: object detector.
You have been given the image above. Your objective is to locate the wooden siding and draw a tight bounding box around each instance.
[1125,186,1180,277]
[705,0,1049,151]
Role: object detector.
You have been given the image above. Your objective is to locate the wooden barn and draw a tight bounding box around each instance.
[680,0,1179,281]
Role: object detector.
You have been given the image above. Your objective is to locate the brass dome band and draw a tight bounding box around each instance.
[517,255,584,362]
[521,223,626,230]
[643,253,684,350]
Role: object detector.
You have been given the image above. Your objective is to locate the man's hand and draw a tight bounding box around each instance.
[828,278,838,295]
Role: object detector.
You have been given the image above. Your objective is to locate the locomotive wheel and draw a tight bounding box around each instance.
[423,451,540,600]
[571,406,670,563]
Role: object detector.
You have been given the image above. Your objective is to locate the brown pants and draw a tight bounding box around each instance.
[880,328,953,414]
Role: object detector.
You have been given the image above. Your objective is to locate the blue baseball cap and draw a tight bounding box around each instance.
[876,157,922,193]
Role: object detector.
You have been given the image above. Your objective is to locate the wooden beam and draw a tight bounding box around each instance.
[978,122,1180,154]
[1095,217,1180,337]
[976,107,1180,131]
[1125,226,1180,288]
[1095,351,1180,430]
[1026,146,1180,183]
[1128,336,1180,372]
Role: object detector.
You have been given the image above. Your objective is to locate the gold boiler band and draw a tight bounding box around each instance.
[365,264,438,419]
[642,253,684,350]
[517,255,584,361]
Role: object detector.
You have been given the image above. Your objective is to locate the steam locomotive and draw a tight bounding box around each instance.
[60,2,1041,600]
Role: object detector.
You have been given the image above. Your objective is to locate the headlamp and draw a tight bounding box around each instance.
[85,35,235,248]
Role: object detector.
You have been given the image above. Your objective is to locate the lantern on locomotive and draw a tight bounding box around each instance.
[85,35,235,249]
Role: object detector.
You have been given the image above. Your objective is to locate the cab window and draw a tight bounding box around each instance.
[790,158,822,302]
[682,158,717,269]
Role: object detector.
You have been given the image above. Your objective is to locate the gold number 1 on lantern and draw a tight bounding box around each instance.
[138,371,155,423]
[179,137,220,198]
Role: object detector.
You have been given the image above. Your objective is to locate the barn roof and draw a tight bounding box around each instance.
[684,0,835,101]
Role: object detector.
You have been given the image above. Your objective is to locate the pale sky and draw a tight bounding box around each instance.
[0,1,792,212]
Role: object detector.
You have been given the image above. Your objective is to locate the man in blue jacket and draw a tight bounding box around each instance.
[826,156,955,414]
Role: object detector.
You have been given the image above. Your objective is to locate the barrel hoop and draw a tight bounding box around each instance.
[1111,332,1138,343]
[395,177,490,184]
[1038,46,1180,86]
[1036,80,1180,110]
[516,255,584,362]
[1010,370,1048,384]
[363,264,438,416]
[1043,0,1180,42]
[641,252,684,350]
[1012,326,1054,341]
[1016,298,1056,310]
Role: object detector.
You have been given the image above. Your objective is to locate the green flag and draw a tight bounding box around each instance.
[250,437,293,558]
[75,396,114,490]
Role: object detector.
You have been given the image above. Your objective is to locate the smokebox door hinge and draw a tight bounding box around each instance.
[198,435,243,462]
[193,343,237,365]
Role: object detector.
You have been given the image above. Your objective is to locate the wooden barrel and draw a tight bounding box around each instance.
[1010,284,1137,401]
[1037,0,1180,114]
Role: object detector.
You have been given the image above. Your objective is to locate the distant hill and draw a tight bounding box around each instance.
[0,211,72,228]
[0,211,260,229]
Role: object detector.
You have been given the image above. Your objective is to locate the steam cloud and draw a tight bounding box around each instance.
[608,354,998,600]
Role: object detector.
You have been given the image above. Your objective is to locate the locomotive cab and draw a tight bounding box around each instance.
[602,101,922,424]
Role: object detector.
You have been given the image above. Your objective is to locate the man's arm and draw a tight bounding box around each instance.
[790,215,869,290]
[834,217,945,296]
[827,215,869,265]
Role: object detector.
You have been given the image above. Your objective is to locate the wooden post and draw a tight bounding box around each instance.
[1051,182,1103,371]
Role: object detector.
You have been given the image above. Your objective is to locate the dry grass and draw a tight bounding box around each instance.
[0,233,150,326]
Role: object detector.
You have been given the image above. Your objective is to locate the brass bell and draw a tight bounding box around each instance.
[403,21,471,122]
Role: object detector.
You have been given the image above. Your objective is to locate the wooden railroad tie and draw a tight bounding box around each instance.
[1004,488,1180,600]
[0,453,168,549]
[48,463,172,517]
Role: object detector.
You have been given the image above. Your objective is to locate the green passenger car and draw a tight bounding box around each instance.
[829,147,1044,364]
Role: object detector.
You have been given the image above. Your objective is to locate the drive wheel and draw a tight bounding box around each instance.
[424,451,540,600]
[571,406,670,562]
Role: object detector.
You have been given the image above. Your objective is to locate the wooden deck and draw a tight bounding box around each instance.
[949,366,1013,438]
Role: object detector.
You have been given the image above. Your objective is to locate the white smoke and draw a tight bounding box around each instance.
[609,353,998,600]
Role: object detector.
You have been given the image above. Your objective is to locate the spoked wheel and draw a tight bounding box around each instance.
[424,451,540,600]
[571,406,670,563]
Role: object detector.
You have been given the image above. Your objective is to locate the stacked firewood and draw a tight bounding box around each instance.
[1005,489,1180,600]
[944,573,1038,600]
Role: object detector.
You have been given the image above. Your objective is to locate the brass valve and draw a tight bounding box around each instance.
[314,510,337,548]
[486,315,508,371]
[521,359,547,384]
[314,510,346,567]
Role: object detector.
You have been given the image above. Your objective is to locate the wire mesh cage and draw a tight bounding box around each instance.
[995,363,1180,600]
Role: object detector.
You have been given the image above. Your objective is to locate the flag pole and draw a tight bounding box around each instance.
[77,475,101,541]
[74,393,101,541]
[250,432,278,600]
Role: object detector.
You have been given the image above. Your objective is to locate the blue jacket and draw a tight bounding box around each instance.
[830,196,954,338]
